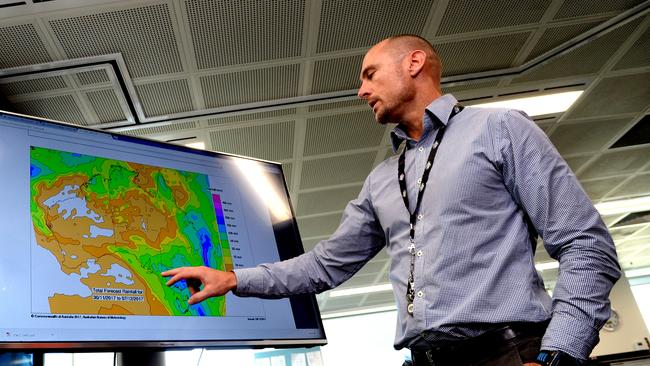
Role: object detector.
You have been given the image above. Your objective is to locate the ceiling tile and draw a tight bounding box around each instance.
[514,19,640,83]
[0,23,52,69]
[75,69,110,86]
[564,155,592,173]
[201,64,300,108]
[601,214,627,227]
[608,173,650,199]
[297,212,342,238]
[436,32,531,76]
[185,0,304,68]
[207,108,297,127]
[578,145,650,179]
[613,26,650,71]
[336,273,378,289]
[297,185,363,216]
[553,0,646,20]
[311,54,363,94]
[317,0,432,53]
[568,72,650,119]
[442,81,499,95]
[49,4,183,78]
[304,110,385,156]
[13,94,86,125]
[86,89,126,124]
[0,76,68,96]
[526,21,602,61]
[437,0,550,36]
[300,152,376,189]
[579,176,627,200]
[135,79,194,117]
[209,121,295,161]
[308,99,366,113]
[121,121,197,137]
[549,118,631,155]
[301,237,322,252]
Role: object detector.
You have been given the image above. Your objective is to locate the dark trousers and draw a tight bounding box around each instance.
[410,323,546,366]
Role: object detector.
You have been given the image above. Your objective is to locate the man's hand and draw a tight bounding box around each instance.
[523,363,541,366]
[161,266,237,305]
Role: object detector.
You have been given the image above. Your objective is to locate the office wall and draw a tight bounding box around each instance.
[592,276,650,356]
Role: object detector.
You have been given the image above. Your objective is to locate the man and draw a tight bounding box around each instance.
[162,35,620,366]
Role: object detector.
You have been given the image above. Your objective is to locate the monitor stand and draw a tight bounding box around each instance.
[114,351,165,366]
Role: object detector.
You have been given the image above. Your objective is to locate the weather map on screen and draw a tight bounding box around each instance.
[29,146,233,317]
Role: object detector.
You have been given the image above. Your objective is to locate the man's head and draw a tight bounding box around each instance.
[358,35,442,125]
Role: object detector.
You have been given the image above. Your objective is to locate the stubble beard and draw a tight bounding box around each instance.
[374,84,415,125]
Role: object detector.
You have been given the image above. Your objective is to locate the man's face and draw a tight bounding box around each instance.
[358,44,415,125]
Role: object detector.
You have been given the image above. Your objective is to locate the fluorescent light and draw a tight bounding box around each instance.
[535,261,559,271]
[233,159,292,222]
[328,283,393,298]
[470,90,583,117]
[184,141,205,150]
[625,267,650,278]
[321,304,397,319]
[595,196,650,216]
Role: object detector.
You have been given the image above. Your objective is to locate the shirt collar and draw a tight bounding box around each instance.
[390,94,459,152]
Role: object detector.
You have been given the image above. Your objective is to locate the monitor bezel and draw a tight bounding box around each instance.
[0,109,327,351]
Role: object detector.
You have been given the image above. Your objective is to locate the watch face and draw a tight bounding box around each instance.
[603,309,620,332]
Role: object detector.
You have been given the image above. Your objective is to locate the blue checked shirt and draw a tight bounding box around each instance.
[233,94,621,359]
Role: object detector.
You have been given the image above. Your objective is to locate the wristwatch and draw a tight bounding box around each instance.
[535,350,584,366]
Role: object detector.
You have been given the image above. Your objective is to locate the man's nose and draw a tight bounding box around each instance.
[357,82,369,99]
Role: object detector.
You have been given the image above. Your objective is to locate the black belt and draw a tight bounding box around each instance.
[410,321,549,365]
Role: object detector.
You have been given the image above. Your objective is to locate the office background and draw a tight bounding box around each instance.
[0,0,649,365]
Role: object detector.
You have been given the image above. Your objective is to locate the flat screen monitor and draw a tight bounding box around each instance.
[0,110,326,351]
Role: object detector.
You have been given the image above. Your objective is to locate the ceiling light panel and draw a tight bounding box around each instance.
[0,23,52,68]
[48,4,183,78]
[201,64,300,108]
[316,0,432,53]
[185,0,305,68]
[436,32,531,76]
[437,0,549,36]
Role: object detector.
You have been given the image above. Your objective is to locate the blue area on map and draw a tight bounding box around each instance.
[198,228,213,268]
[30,164,42,178]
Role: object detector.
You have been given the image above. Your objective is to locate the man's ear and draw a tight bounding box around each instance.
[407,50,427,77]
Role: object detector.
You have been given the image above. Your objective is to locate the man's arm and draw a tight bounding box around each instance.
[497,110,621,360]
[162,174,386,301]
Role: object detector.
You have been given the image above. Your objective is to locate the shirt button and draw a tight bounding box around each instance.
[417,250,423,257]
[417,178,422,184]
[417,214,423,220]
[417,291,424,298]
[418,147,424,152]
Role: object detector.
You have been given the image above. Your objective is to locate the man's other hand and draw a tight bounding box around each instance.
[161,266,237,305]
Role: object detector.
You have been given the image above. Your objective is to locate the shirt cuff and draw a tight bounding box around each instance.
[541,312,600,360]
[231,267,264,297]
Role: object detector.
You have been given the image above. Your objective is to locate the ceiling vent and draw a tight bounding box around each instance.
[611,115,650,149]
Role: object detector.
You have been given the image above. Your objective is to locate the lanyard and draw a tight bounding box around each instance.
[398,104,463,315]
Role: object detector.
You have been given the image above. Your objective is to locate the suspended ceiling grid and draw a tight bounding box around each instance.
[0,0,649,315]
